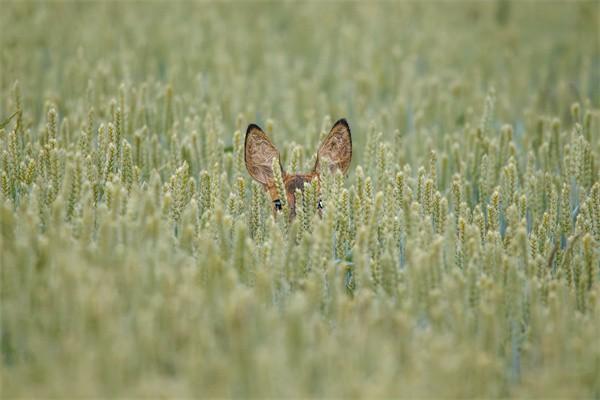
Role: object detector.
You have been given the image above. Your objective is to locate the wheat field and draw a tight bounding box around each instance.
[1,1,599,398]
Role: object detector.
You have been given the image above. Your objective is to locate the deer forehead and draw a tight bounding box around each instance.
[265,173,319,201]
[284,173,318,194]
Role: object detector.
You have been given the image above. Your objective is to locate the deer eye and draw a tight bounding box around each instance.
[273,199,283,211]
[317,200,323,210]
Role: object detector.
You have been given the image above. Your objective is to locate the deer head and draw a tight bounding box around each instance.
[244,118,352,217]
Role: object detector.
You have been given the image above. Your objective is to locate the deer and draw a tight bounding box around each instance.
[244,118,352,217]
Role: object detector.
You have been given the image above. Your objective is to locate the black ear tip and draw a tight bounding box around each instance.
[334,118,350,129]
[246,123,263,135]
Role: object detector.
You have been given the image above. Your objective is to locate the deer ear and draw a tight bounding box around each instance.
[314,118,352,174]
[244,123,282,186]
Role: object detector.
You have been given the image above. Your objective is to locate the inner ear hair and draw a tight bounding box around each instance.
[244,123,281,185]
[314,118,352,174]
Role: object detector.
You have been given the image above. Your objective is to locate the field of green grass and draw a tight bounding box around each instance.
[1,1,599,398]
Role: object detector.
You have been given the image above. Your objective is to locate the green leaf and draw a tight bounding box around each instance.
[0,111,18,129]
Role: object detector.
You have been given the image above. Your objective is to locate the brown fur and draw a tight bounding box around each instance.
[244,124,281,185]
[245,119,352,216]
[283,173,319,216]
[315,119,352,174]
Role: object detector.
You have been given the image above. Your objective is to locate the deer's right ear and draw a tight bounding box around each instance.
[244,124,282,186]
[314,118,352,175]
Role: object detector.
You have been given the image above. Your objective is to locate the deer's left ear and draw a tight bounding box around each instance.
[314,118,352,174]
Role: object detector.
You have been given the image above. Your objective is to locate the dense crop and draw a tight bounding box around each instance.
[1,1,599,398]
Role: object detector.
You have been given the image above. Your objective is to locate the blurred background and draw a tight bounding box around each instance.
[2,1,598,166]
[1,1,599,398]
